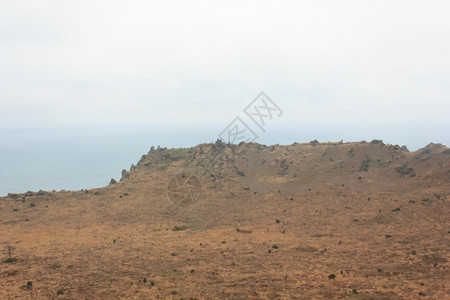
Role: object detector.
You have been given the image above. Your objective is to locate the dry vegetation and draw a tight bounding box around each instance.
[1,140,449,299]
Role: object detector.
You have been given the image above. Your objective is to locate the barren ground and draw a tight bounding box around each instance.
[1,141,449,299]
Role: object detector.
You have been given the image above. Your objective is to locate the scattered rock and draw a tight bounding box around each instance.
[371,139,384,146]
[121,169,129,181]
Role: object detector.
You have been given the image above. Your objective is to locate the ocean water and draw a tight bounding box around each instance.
[0,126,216,196]
[0,123,448,196]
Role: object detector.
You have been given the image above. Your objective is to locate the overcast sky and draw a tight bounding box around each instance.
[0,1,449,134]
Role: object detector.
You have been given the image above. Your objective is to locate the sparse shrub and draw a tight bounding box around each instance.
[359,158,370,172]
[51,262,62,269]
[395,164,415,176]
[236,170,245,177]
[328,274,336,279]
[243,187,250,191]
[310,140,319,146]
[4,245,16,263]
[272,244,278,249]
[21,281,33,290]
[29,203,36,207]
[276,219,280,224]
[349,148,355,157]
[385,234,392,238]
[57,289,64,295]
[173,225,187,231]
[392,207,400,212]
[352,288,358,294]
[150,281,155,286]
[411,250,417,255]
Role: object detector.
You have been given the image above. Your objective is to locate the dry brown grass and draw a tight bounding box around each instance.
[1,141,449,299]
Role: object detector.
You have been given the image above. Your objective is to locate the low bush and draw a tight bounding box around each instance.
[359,158,370,172]
[395,164,415,176]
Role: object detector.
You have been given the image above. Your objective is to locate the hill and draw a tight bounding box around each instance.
[1,140,449,299]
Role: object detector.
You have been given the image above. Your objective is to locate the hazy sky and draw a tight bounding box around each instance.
[1,1,449,134]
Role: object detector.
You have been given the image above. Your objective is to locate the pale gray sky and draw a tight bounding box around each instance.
[0,0,449,130]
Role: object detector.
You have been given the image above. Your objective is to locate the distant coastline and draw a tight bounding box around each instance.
[1,123,448,196]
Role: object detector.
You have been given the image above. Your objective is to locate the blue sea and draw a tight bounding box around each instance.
[0,123,448,196]
[0,126,217,196]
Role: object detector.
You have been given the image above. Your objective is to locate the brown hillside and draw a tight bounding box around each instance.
[1,140,449,299]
